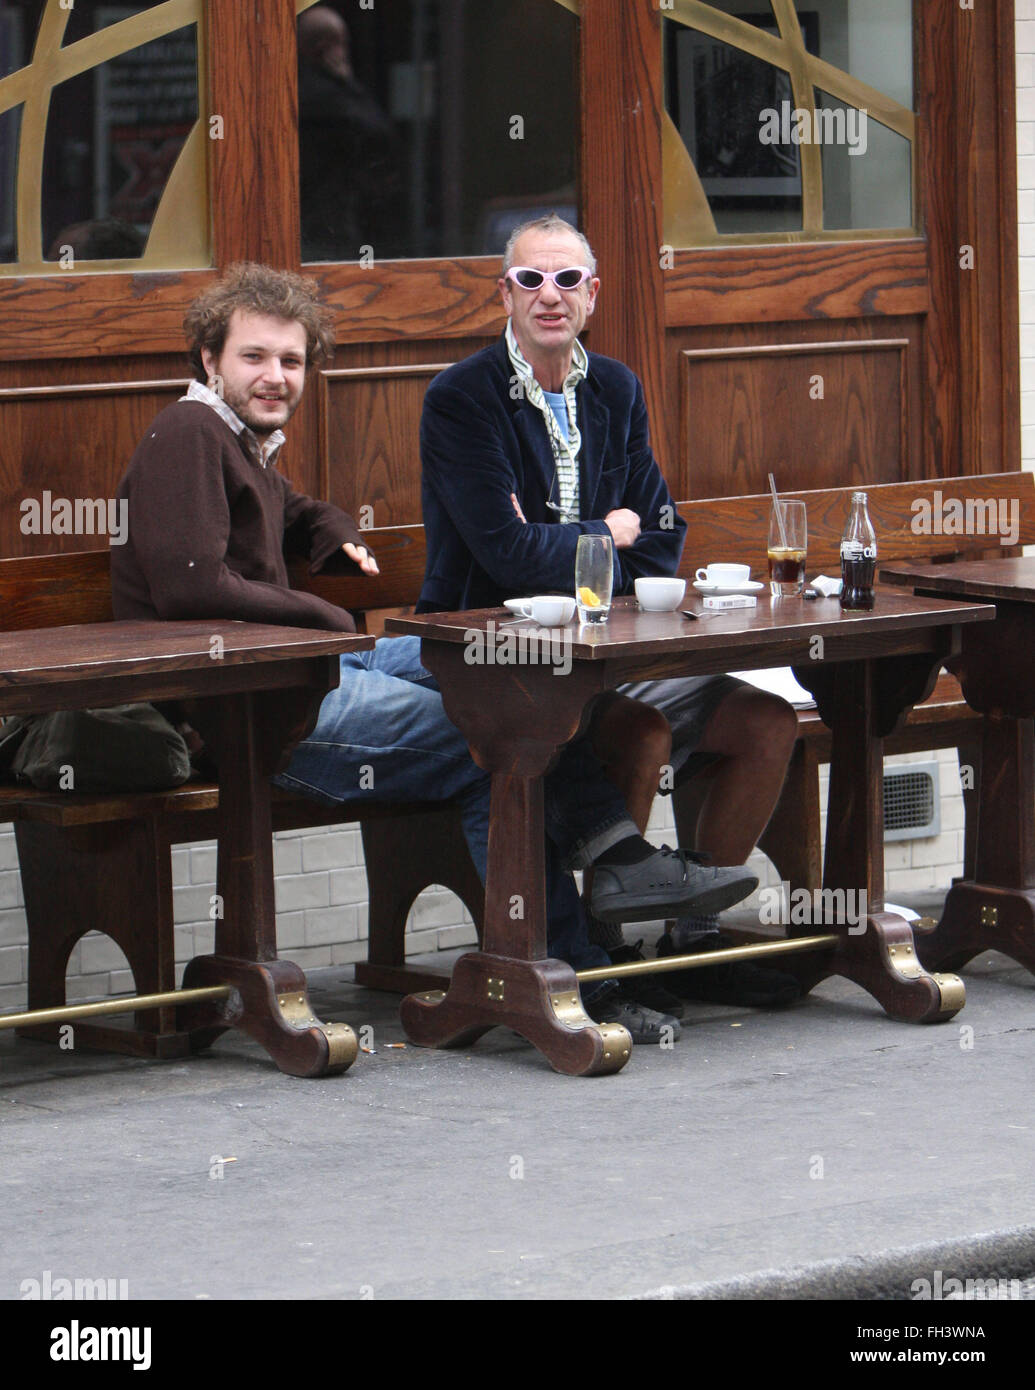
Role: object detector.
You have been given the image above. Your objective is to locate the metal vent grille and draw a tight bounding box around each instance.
[883,762,940,842]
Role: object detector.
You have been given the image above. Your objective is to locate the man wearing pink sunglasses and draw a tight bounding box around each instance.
[418,214,800,1012]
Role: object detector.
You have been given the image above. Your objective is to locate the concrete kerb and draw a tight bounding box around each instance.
[633,1225,1035,1300]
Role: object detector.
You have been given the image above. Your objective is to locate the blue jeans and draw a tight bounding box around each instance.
[274,636,631,976]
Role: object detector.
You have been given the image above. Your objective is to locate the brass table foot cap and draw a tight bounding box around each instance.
[929,972,966,1020]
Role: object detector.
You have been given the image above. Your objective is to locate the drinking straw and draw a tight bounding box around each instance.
[768,472,789,548]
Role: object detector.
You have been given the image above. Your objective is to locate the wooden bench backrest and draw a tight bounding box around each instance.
[0,472,1029,630]
[677,472,1035,579]
[0,526,428,633]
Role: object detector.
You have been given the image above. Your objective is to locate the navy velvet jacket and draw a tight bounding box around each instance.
[417,335,687,613]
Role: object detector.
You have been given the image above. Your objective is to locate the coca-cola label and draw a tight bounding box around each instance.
[841,541,877,560]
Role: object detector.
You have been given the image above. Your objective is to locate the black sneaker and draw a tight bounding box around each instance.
[590,846,758,924]
[656,930,801,1009]
[586,990,682,1044]
[608,940,685,1019]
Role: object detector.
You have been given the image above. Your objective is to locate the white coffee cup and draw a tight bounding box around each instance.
[516,595,576,625]
[634,577,686,611]
[695,563,751,587]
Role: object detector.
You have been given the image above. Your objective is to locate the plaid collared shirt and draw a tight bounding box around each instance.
[181,379,286,469]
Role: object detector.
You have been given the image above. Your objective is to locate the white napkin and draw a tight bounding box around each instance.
[884,902,920,922]
[810,574,843,597]
[729,667,815,708]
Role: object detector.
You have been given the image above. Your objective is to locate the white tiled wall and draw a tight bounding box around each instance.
[0,20,1031,1008]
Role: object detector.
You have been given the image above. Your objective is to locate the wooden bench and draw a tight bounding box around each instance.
[0,546,485,1057]
[676,471,1035,892]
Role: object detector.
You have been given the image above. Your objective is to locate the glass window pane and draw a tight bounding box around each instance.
[298,0,579,264]
[818,89,912,230]
[663,0,915,243]
[665,8,804,238]
[0,3,46,77]
[0,102,20,261]
[827,0,912,108]
[41,22,199,262]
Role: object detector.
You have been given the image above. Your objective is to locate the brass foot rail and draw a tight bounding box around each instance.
[575,933,840,983]
[0,985,233,1031]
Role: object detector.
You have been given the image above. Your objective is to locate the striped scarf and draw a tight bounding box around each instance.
[506,319,588,524]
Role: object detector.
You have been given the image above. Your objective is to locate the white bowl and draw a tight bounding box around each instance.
[634,577,687,612]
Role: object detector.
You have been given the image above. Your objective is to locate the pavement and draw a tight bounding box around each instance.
[2,890,1035,1305]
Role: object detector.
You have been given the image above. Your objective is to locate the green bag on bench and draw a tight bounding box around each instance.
[0,704,191,793]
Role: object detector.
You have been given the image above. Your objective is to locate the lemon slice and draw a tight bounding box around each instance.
[578,586,601,608]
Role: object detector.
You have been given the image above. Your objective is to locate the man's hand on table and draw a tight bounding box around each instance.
[342,541,379,575]
[604,508,641,548]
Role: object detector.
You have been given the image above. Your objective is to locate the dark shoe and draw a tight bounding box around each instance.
[590,847,758,924]
[586,990,682,1044]
[656,931,801,1009]
[607,940,685,1019]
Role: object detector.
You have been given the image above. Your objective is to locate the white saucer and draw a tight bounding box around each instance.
[692,579,765,596]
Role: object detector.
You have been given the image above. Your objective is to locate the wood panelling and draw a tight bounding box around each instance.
[917,0,1019,478]
[313,260,506,344]
[0,379,187,556]
[321,362,457,527]
[581,0,666,462]
[0,254,506,363]
[208,0,299,269]
[0,272,215,363]
[664,317,926,498]
[664,240,929,329]
[918,0,962,482]
[962,0,1019,472]
[995,2,1022,470]
[679,340,908,499]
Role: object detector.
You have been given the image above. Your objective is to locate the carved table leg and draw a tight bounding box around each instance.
[794,656,965,1022]
[917,882,1035,975]
[402,953,630,1077]
[399,772,629,1075]
[919,715,1035,975]
[398,653,631,1073]
[182,675,358,1077]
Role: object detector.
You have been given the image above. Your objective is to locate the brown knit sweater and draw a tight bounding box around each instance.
[111,401,365,632]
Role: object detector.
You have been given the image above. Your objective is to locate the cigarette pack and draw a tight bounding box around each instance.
[702,594,758,610]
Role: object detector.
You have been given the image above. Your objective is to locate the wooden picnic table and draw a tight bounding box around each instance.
[0,619,372,1076]
[881,558,1035,975]
[386,588,994,1075]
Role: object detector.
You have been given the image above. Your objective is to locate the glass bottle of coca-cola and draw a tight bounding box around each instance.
[840,491,877,610]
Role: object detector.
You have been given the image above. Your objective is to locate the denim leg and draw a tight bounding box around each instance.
[273,635,491,878]
[274,636,613,973]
